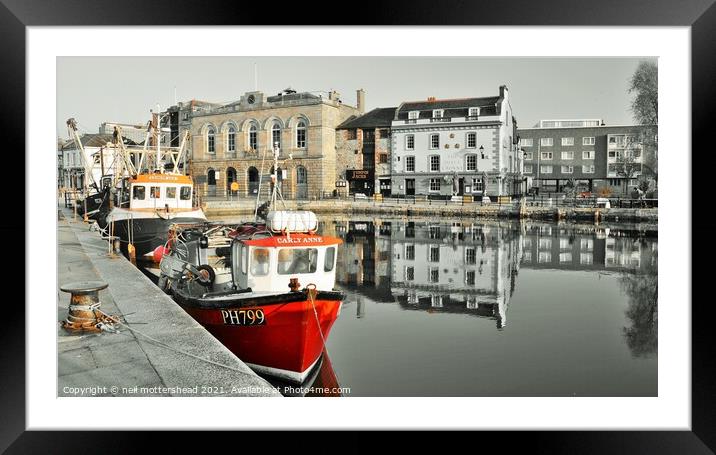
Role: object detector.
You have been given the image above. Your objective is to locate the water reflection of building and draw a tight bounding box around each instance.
[390,221,522,329]
[520,224,657,273]
[332,218,395,303]
[327,216,657,331]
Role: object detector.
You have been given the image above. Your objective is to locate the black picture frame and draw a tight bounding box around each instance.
[6,0,713,452]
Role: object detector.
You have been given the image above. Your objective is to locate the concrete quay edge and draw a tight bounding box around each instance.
[60,212,281,397]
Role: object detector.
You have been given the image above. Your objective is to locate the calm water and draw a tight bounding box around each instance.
[325,217,656,397]
[214,215,657,397]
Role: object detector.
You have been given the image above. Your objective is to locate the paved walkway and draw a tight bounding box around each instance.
[57,209,281,397]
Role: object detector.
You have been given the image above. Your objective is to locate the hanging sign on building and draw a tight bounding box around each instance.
[347,169,374,181]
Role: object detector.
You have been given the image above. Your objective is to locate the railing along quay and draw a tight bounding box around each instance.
[197,186,657,210]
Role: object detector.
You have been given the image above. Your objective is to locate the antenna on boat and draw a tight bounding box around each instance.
[270,142,289,211]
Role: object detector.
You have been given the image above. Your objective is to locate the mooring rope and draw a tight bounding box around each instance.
[94,308,268,380]
[306,284,328,352]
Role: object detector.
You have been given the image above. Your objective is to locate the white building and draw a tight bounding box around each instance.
[59,133,136,191]
[390,86,523,199]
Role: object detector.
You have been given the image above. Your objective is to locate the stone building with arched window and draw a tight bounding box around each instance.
[187,88,365,200]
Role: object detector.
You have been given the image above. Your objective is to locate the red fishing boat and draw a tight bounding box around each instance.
[158,146,344,383]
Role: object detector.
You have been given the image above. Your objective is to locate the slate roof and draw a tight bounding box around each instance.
[61,134,137,151]
[266,92,321,103]
[337,107,398,129]
[395,96,501,120]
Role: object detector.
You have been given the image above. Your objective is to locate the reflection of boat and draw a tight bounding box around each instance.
[158,147,344,383]
[262,348,342,397]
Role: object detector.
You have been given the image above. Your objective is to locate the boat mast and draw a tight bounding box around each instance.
[66,118,98,193]
[271,143,279,207]
[270,142,289,211]
[154,105,161,172]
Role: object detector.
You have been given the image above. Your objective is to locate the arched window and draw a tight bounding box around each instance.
[226,167,237,192]
[207,127,216,154]
[296,165,308,200]
[227,126,236,152]
[207,168,217,196]
[247,166,259,195]
[296,165,308,184]
[296,120,307,149]
[248,124,258,151]
[272,123,281,150]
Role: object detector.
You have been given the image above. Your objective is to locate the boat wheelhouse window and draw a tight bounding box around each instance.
[166,187,177,198]
[150,186,161,198]
[250,248,270,276]
[180,186,192,200]
[241,244,248,274]
[278,248,318,274]
[132,185,145,200]
[324,247,336,272]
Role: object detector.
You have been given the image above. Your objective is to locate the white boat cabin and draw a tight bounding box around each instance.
[129,173,195,210]
[231,211,340,293]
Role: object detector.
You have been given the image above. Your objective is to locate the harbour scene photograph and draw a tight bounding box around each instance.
[55,55,658,398]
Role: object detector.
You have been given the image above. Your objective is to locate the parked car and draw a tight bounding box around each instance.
[577,191,593,198]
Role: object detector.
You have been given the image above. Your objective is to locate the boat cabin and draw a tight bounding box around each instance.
[230,211,341,293]
[129,173,194,210]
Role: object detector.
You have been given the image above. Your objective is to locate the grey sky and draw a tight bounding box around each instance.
[56,56,655,138]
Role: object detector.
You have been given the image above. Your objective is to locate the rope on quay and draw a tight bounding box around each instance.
[93,308,269,380]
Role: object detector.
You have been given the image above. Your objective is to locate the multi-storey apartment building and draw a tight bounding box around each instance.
[517,119,657,195]
[390,86,522,199]
[335,106,396,197]
[187,88,364,199]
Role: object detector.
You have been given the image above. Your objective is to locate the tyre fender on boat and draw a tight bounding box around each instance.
[195,264,215,287]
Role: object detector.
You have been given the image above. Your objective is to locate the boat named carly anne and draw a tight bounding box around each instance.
[161,210,344,383]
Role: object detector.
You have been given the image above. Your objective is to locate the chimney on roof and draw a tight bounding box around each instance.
[427,96,436,102]
[356,89,365,114]
[499,85,508,100]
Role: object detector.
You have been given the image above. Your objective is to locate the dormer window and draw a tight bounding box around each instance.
[408,111,419,120]
[432,109,444,118]
[468,107,480,117]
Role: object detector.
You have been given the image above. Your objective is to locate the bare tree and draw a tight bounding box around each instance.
[612,154,642,195]
[628,61,658,184]
[628,61,658,124]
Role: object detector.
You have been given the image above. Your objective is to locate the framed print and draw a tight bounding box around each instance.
[7,0,715,452]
